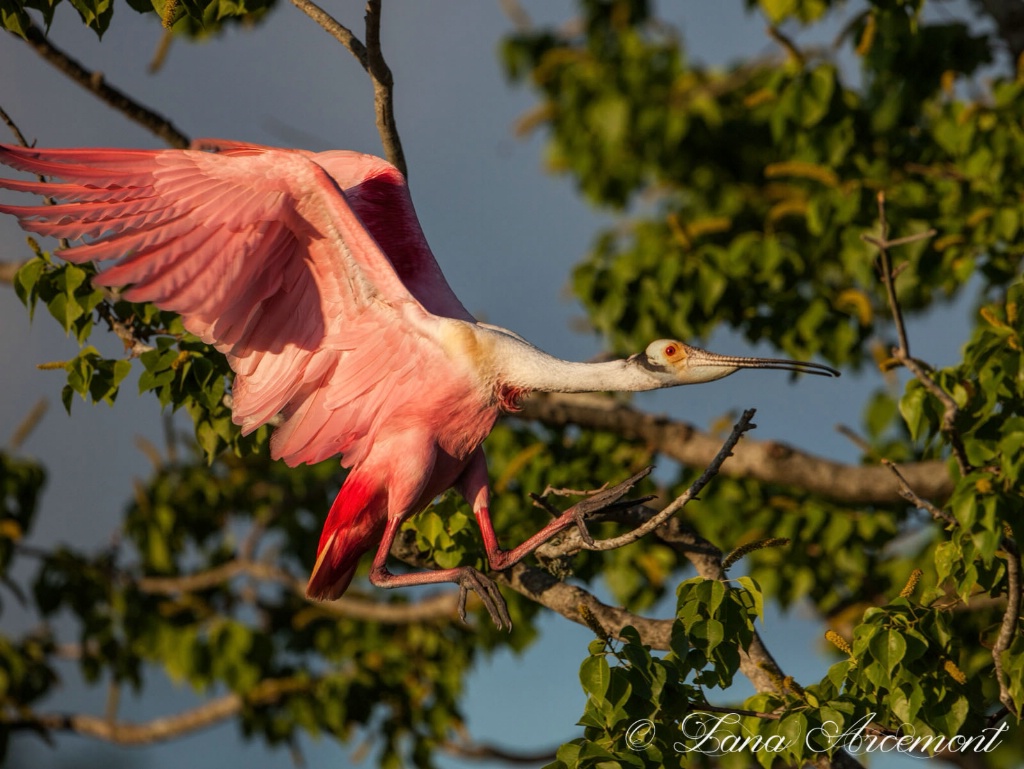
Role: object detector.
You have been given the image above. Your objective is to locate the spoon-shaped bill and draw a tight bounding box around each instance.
[689,347,841,378]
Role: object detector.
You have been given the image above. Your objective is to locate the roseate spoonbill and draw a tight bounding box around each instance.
[0,141,839,628]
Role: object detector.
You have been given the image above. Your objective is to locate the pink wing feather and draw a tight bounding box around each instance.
[0,141,478,468]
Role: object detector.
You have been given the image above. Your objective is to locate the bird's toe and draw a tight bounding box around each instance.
[457,567,512,631]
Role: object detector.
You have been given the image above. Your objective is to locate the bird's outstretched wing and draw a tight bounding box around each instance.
[0,142,478,467]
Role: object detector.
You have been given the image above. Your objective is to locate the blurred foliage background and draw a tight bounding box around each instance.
[2,0,1024,767]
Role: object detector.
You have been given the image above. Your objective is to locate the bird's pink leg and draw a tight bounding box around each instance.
[368,514,512,630]
[458,449,593,572]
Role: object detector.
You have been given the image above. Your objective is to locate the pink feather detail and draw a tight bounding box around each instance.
[306,472,387,600]
[0,140,503,602]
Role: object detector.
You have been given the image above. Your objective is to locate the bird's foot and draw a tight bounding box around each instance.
[546,467,655,550]
[456,567,512,631]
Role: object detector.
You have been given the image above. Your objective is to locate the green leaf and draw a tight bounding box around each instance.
[68,0,114,34]
[691,618,725,653]
[869,629,907,677]
[14,257,46,313]
[580,654,611,700]
[898,382,929,441]
[736,576,765,621]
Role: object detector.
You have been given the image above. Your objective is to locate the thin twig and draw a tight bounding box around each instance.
[881,459,957,527]
[363,0,406,176]
[863,193,968,475]
[15,19,189,148]
[895,352,971,475]
[287,0,406,175]
[7,399,48,452]
[0,103,32,147]
[767,25,805,66]
[582,409,756,552]
[835,423,874,456]
[147,30,174,74]
[993,539,1021,716]
[288,0,368,68]
[885,454,1019,715]
[870,192,909,356]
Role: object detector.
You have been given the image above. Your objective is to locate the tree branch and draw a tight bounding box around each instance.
[288,0,368,68]
[288,0,406,175]
[136,557,461,624]
[6,676,311,745]
[0,102,32,147]
[993,539,1021,716]
[514,392,952,504]
[362,0,406,176]
[882,459,957,527]
[581,409,755,552]
[441,738,557,765]
[863,193,969,476]
[894,351,971,476]
[12,20,189,148]
[6,398,48,452]
[388,418,865,769]
[464,519,865,769]
[10,676,557,766]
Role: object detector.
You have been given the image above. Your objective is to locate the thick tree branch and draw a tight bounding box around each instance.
[7,676,311,745]
[137,557,461,624]
[514,392,952,504]
[10,677,556,766]
[441,739,557,765]
[12,19,189,148]
[390,416,866,768]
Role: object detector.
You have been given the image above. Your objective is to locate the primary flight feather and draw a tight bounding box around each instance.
[0,140,839,628]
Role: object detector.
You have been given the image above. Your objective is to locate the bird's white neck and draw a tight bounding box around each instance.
[482,328,665,394]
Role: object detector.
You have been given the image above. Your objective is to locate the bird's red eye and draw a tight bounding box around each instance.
[664,345,677,357]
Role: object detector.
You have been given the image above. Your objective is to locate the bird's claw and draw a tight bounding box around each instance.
[566,467,654,548]
[572,512,596,547]
[456,567,512,631]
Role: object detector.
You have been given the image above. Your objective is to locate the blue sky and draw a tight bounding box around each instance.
[0,2,984,767]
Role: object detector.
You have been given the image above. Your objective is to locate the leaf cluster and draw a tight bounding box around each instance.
[501,1,1024,765]
[16,250,266,461]
[0,439,498,767]
[1,0,275,39]
[502,0,1009,369]
[549,576,764,768]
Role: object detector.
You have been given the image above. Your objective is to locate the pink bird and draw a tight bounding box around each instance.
[0,140,839,628]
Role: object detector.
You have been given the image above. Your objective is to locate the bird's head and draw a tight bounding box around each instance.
[628,339,840,386]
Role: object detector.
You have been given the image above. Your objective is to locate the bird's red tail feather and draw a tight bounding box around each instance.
[306,475,387,600]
